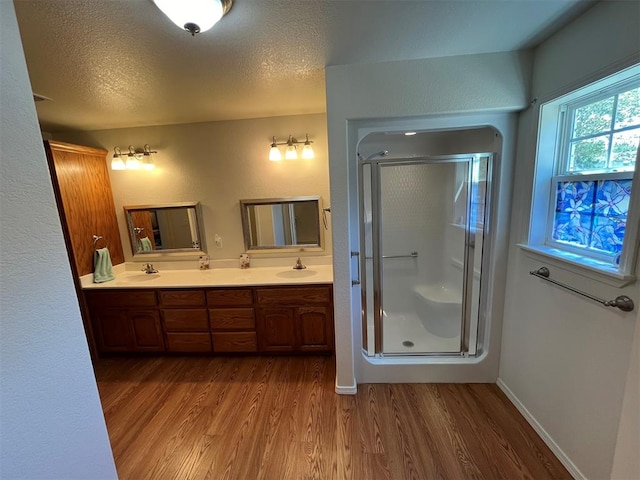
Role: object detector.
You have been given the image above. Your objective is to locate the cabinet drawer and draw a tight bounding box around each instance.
[86,290,157,308]
[209,308,255,330]
[207,288,253,306]
[256,286,331,306]
[212,332,257,352]
[165,333,212,353]
[163,309,209,332]
[159,289,206,307]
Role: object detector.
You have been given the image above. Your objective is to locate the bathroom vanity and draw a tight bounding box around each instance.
[43,139,334,360]
[82,266,334,356]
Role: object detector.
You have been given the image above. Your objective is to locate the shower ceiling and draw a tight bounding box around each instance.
[14,0,594,132]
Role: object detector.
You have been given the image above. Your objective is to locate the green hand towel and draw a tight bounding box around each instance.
[94,248,115,283]
[140,236,153,252]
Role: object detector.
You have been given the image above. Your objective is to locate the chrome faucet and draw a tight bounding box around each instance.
[141,263,158,274]
[293,257,307,270]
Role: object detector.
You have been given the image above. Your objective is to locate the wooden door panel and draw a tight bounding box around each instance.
[45,141,124,276]
[129,310,164,351]
[94,310,131,352]
[86,290,157,308]
[209,308,255,330]
[165,332,212,353]
[207,288,253,306]
[212,332,258,352]
[163,309,209,331]
[256,286,331,306]
[159,289,206,307]
[257,308,295,352]
[297,307,334,352]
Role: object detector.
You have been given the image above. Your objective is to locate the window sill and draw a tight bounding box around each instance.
[518,244,636,288]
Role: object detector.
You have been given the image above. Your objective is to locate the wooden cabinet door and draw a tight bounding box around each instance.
[129,310,164,351]
[257,308,296,352]
[93,310,132,352]
[296,307,334,352]
[45,141,124,277]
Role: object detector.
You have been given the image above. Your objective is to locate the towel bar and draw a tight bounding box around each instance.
[529,266,634,312]
[365,251,418,260]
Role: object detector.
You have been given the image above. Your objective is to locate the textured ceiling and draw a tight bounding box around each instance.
[14,0,594,132]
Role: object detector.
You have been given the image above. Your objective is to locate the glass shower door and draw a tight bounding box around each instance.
[361,155,489,356]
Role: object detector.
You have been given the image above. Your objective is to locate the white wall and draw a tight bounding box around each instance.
[58,113,330,262]
[499,2,640,479]
[326,51,531,391]
[611,304,640,479]
[0,3,117,479]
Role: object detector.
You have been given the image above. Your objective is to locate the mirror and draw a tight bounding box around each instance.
[240,196,324,252]
[124,202,204,255]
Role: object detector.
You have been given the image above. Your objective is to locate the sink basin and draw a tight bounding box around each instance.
[276,269,318,279]
[118,274,161,283]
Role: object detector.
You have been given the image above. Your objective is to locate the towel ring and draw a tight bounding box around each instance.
[93,235,106,249]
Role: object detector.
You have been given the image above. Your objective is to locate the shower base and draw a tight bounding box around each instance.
[382,312,460,354]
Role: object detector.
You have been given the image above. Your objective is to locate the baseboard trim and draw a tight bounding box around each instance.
[496,378,585,480]
[335,378,357,395]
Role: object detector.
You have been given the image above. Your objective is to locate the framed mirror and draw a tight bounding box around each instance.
[124,202,204,255]
[240,196,324,252]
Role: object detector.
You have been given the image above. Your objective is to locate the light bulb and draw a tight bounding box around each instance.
[269,146,282,161]
[285,145,298,160]
[126,155,141,170]
[142,158,155,170]
[301,134,314,159]
[141,144,155,170]
[111,157,126,170]
[302,144,314,159]
[111,147,125,170]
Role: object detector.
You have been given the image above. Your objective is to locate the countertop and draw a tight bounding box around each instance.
[80,264,333,290]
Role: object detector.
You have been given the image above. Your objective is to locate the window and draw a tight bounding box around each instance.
[549,83,639,263]
[526,65,640,282]
[551,177,631,260]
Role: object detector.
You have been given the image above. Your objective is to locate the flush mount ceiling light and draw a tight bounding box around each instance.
[152,0,233,36]
[112,145,157,171]
[269,134,314,162]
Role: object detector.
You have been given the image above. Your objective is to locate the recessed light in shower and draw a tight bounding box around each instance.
[404,131,417,136]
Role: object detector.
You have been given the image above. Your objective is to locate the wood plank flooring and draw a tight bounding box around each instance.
[94,356,571,480]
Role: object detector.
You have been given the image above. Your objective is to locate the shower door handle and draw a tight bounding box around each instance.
[351,251,361,286]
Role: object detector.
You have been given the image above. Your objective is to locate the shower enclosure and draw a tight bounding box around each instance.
[358,148,492,357]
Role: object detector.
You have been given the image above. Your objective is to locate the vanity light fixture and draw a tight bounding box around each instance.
[269,134,314,162]
[111,145,157,171]
[152,0,233,36]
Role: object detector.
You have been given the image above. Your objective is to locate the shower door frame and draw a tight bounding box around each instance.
[359,153,494,357]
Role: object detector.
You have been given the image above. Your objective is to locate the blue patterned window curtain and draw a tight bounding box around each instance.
[553,179,632,257]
